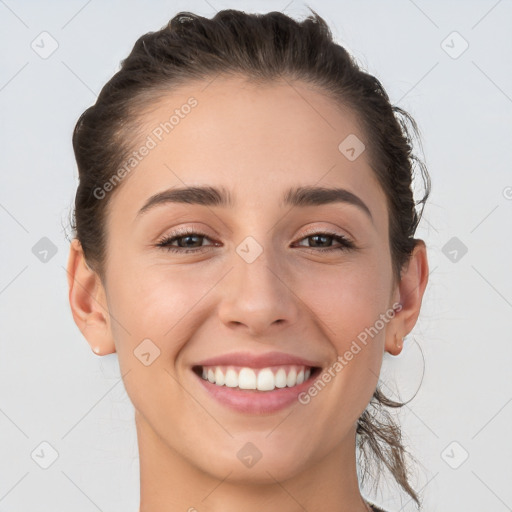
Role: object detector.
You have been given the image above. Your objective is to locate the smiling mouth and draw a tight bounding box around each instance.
[192,364,321,392]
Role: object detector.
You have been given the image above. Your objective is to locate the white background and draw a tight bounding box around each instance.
[1,0,511,511]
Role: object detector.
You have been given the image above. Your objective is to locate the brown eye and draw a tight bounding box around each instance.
[294,232,355,252]
[156,229,217,253]
[155,229,355,254]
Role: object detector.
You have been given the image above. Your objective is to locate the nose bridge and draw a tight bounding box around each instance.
[230,207,283,290]
[234,234,286,303]
[217,233,299,333]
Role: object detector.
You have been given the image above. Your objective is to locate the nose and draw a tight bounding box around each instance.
[217,244,301,336]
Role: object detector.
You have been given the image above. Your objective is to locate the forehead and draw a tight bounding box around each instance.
[107,75,387,225]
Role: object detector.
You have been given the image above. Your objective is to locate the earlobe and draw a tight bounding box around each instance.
[66,239,116,356]
[386,334,404,357]
[385,240,429,356]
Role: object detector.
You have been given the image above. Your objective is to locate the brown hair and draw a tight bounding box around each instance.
[70,7,430,508]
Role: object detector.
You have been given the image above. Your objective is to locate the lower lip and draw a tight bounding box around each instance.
[193,369,318,415]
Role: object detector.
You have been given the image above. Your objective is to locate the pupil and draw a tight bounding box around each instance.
[312,235,329,247]
[182,235,200,247]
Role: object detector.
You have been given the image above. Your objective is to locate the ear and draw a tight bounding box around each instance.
[66,238,116,355]
[385,240,429,356]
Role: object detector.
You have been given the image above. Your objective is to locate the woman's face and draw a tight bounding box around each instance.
[83,76,415,483]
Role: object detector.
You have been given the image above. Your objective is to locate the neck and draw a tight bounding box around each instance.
[136,411,371,512]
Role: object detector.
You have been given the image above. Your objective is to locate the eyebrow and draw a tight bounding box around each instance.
[136,185,373,222]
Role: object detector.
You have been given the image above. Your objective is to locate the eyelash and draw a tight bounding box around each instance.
[155,227,355,254]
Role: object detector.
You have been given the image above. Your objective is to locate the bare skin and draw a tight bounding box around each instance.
[67,75,428,512]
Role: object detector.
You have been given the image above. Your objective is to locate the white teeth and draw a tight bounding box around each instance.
[224,368,238,388]
[198,364,314,391]
[215,367,225,386]
[238,368,257,389]
[275,368,287,388]
[286,367,297,387]
[257,368,275,391]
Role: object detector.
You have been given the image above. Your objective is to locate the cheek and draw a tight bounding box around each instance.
[305,257,392,341]
[300,256,392,399]
[106,259,217,357]
[104,263,212,420]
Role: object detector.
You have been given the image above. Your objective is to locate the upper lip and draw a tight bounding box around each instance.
[194,351,322,369]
